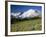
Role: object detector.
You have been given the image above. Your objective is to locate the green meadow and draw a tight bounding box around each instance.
[11,18,42,32]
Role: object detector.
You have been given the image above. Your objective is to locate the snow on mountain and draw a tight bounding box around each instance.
[11,12,21,17]
[11,9,41,19]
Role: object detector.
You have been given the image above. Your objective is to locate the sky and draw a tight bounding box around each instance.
[11,5,42,13]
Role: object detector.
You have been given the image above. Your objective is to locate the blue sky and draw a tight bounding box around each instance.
[11,5,42,13]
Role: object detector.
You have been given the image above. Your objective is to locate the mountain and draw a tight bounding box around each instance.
[11,12,21,18]
[11,9,41,19]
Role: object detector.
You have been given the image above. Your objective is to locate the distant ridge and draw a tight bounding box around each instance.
[11,9,41,19]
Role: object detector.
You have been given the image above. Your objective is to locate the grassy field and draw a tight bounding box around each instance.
[11,18,42,32]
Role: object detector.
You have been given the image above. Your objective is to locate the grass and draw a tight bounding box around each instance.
[11,18,42,32]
